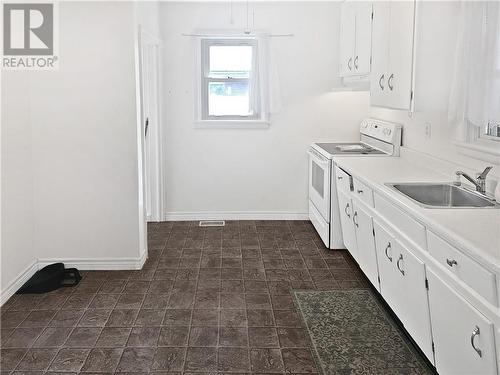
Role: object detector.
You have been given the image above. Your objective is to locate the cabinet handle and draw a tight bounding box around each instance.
[348,57,353,71]
[357,189,363,194]
[345,203,351,218]
[396,254,405,276]
[354,56,359,70]
[470,326,482,358]
[353,211,359,228]
[379,74,385,90]
[338,176,343,180]
[385,243,393,262]
[388,74,394,91]
[446,259,458,267]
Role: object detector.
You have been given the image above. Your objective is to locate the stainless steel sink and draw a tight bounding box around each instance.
[386,183,498,208]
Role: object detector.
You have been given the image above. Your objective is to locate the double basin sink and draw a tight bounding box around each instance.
[387,183,498,208]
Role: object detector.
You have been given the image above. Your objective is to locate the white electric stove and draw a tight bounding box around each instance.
[308,118,402,249]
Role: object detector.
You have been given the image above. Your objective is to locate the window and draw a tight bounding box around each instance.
[198,37,267,126]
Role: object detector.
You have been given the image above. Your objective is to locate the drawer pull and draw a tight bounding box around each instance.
[345,203,351,218]
[397,254,405,276]
[470,326,482,358]
[385,243,392,262]
[338,176,343,180]
[357,190,364,194]
[353,211,359,228]
[446,259,458,267]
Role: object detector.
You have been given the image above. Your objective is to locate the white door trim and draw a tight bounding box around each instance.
[138,26,163,222]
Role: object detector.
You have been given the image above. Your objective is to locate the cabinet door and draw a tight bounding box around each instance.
[386,0,415,110]
[373,221,401,316]
[337,190,358,261]
[352,200,379,290]
[340,2,356,77]
[353,2,373,75]
[393,240,434,363]
[428,270,498,375]
[369,1,390,107]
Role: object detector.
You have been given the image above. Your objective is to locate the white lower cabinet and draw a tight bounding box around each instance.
[337,190,358,261]
[351,200,379,290]
[428,269,498,375]
[393,240,434,362]
[374,220,434,362]
[335,167,499,374]
[374,221,401,315]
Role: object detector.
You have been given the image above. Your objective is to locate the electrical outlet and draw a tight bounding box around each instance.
[424,122,432,139]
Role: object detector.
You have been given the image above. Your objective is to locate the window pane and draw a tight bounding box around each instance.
[209,45,252,78]
[208,81,251,116]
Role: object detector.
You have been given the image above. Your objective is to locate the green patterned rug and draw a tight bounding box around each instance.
[293,290,435,375]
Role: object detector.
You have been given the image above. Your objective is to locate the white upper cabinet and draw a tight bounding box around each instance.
[370,0,416,110]
[339,1,373,78]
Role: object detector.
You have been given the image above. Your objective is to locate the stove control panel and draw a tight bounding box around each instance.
[359,118,402,144]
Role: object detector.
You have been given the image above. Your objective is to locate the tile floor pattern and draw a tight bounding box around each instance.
[0,220,370,374]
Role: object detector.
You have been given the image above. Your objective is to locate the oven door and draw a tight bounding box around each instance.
[308,148,331,222]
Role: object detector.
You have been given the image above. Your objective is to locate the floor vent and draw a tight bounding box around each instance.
[199,220,225,227]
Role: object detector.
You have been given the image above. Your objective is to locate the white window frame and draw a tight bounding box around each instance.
[195,36,269,129]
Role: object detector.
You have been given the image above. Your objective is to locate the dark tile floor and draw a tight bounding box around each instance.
[0,220,369,374]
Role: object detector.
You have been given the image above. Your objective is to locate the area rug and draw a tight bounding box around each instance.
[293,289,435,375]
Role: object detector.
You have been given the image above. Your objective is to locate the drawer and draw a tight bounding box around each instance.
[427,231,498,306]
[352,177,374,207]
[374,192,426,250]
[334,166,352,194]
[309,200,329,248]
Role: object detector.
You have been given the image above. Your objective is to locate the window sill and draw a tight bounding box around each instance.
[194,120,270,129]
[453,140,500,164]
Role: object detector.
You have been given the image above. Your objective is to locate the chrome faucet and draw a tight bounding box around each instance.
[454,166,493,194]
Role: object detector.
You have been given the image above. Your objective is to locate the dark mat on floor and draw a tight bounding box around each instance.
[293,289,435,375]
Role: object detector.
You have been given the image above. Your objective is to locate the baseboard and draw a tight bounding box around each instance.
[1,252,149,307]
[163,211,309,221]
[0,260,38,306]
[38,253,148,271]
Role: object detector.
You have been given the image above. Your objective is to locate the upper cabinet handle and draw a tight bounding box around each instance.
[348,57,353,71]
[396,254,405,276]
[385,243,393,262]
[379,74,385,90]
[354,56,359,70]
[470,326,482,358]
[388,74,394,91]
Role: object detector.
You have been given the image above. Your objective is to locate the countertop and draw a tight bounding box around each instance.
[332,155,500,274]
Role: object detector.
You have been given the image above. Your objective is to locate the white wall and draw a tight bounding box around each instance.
[28,1,144,266]
[160,1,370,219]
[1,2,150,303]
[1,72,37,303]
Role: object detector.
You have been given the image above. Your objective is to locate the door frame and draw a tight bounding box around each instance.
[138,26,163,223]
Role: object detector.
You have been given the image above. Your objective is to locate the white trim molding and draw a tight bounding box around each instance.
[38,253,148,271]
[163,211,309,221]
[0,260,38,306]
[1,253,148,307]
